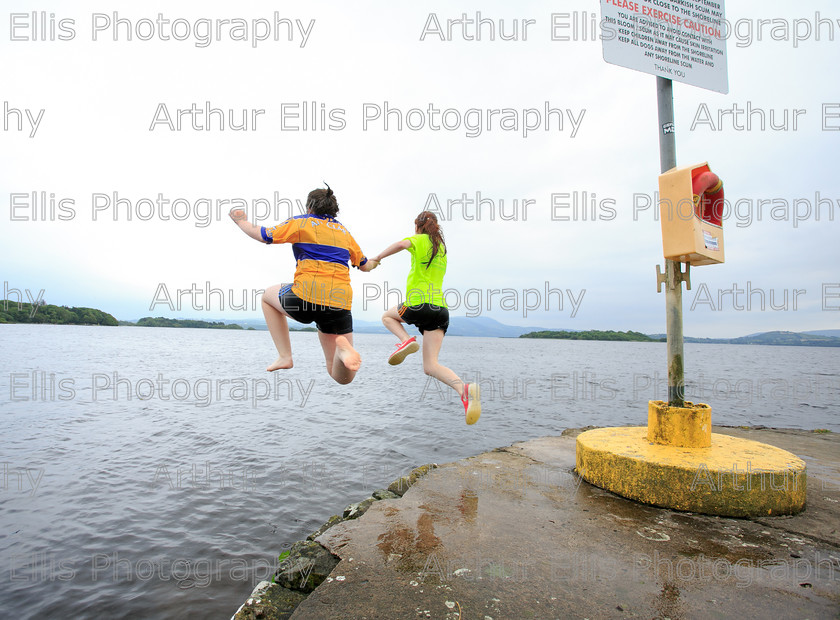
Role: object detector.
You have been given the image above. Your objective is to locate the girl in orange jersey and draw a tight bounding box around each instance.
[230,185,379,384]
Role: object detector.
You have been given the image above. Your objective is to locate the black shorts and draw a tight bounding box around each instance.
[279,289,353,335]
[398,303,449,335]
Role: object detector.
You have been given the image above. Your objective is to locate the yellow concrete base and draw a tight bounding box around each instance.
[647,400,711,447]
[576,427,807,517]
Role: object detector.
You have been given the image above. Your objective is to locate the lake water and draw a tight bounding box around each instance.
[1,325,837,618]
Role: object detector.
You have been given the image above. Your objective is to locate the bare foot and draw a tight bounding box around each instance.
[335,336,361,372]
[266,357,294,372]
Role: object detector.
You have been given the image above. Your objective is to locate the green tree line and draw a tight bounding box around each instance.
[128,317,244,329]
[520,330,659,342]
[0,300,118,326]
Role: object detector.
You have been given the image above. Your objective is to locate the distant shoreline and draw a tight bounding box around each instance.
[520,330,659,342]
[521,329,840,347]
[1,300,117,326]
[3,300,838,346]
[119,317,249,330]
[0,301,251,330]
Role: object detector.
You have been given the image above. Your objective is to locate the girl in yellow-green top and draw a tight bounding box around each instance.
[370,211,481,425]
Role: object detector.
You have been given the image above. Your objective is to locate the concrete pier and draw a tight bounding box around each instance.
[233,426,839,619]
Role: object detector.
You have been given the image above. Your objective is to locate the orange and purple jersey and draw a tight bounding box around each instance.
[261,214,367,310]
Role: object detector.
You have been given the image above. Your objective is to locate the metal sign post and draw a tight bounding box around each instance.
[598,0,729,407]
[578,2,807,522]
[656,76,685,407]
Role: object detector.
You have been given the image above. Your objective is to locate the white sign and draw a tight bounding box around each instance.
[600,0,728,94]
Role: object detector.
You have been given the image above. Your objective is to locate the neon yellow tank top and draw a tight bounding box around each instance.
[404,233,447,307]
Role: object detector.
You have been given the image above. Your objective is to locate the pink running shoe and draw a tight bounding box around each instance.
[388,337,420,365]
[462,383,481,425]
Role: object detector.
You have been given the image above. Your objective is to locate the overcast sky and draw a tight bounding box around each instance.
[1,0,838,338]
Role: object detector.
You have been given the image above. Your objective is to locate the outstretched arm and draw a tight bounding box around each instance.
[357,238,410,273]
[229,209,264,242]
[371,239,411,263]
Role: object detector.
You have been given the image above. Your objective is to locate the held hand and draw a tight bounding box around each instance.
[229,208,247,223]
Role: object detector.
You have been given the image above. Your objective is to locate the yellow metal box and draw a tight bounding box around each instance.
[658,162,725,266]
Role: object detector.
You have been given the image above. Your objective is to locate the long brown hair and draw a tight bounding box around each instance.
[414,211,446,269]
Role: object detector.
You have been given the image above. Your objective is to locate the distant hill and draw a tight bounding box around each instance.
[521,330,658,342]
[804,329,840,338]
[451,317,559,338]
[0,300,117,326]
[647,330,840,347]
[730,331,840,347]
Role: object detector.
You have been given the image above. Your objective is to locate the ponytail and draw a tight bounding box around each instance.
[414,211,446,268]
